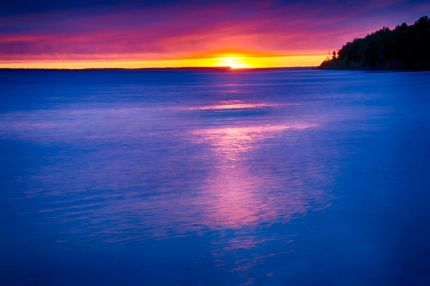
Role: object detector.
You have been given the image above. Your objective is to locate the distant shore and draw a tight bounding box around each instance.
[0,66,313,72]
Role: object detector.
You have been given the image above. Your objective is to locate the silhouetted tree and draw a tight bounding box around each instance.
[320,16,430,70]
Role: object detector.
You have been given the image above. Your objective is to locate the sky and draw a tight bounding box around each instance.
[0,0,429,68]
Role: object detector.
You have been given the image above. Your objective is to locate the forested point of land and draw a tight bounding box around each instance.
[320,16,430,70]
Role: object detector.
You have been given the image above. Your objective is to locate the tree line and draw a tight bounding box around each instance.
[320,16,430,70]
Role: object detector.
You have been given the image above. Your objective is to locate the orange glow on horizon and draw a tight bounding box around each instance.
[0,54,327,69]
[215,56,251,69]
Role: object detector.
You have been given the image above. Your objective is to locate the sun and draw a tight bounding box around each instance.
[216,56,251,69]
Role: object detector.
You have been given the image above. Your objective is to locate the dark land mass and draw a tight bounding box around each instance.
[320,16,430,70]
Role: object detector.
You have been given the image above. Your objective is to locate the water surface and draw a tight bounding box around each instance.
[1,69,430,285]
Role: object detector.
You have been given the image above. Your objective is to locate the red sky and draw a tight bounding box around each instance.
[0,0,429,68]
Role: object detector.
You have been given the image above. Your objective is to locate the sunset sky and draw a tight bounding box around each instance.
[1,0,429,69]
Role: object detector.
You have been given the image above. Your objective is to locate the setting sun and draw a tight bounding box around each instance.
[216,56,251,69]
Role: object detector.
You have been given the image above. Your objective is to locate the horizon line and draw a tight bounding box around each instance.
[0,55,327,70]
[0,66,318,71]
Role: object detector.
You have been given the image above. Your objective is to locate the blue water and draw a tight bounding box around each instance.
[1,69,430,285]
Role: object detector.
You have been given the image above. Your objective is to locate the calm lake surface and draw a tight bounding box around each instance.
[1,69,430,285]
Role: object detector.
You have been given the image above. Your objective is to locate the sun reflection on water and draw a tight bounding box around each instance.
[0,104,329,239]
[181,101,287,111]
[193,124,315,162]
[192,123,319,230]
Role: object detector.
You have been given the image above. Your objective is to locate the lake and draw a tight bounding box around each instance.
[1,69,430,285]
